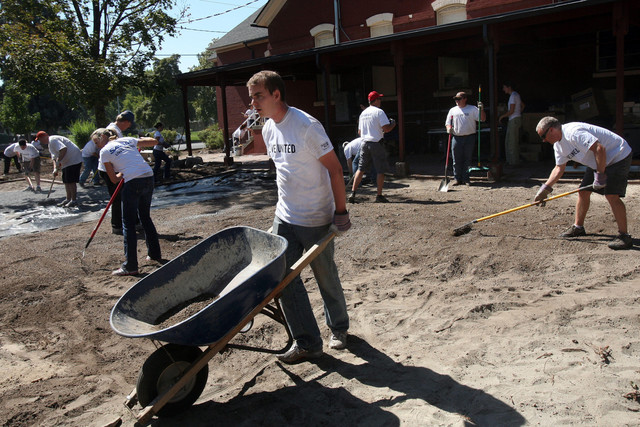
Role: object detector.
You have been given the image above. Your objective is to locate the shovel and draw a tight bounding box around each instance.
[438,130,453,192]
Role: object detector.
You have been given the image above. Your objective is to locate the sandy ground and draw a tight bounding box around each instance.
[1,152,640,426]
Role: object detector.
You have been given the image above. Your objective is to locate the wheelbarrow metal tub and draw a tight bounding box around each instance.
[110,226,288,346]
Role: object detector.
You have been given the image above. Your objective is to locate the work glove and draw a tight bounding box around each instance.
[593,172,607,190]
[331,211,351,236]
[477,101,484,109]
[534,184,553,206]
[389,118,396,126]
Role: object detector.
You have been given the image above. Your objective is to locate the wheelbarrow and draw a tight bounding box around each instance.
[110,226,335,424]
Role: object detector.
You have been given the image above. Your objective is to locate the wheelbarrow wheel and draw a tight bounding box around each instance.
[136,344,209,417]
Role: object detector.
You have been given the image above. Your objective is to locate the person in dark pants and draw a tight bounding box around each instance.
[2,142,23,176]
[152,122,172,182]
[93,128,162,276]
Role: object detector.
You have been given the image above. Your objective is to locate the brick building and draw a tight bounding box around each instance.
[177,0,639,171]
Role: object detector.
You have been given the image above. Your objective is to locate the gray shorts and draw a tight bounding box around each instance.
[580,153,632,197]
[21,157,41,174]
[358,140,388,174]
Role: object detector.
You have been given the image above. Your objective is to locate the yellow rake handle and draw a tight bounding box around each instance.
[473,185,592,224]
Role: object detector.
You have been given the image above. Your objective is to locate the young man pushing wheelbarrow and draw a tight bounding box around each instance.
[247,70,352,363]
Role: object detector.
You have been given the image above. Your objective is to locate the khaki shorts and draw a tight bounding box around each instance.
[580,153,632,197]
[21,157,41,174]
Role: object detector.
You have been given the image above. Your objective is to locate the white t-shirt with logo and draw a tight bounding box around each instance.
[359,105,389,142]
[99,137,153,182]
[554,122,631,170]
[445,104,480,137]
[262,106,335,227]
[48,135,83,168]
[14,143,40,160]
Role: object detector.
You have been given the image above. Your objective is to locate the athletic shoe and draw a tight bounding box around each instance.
[276,342,322,364]
[111,267,138,276]
[375,195,389,203]
[35,186,42,192]
[112,227,123,235]
[145,255,163,262]
[560,225,586,238]
[57,199,70,207]
[329,331,348,350]
[24,186,34,192]
[347,192,356,203]
[608,233,633,250]
[65,200,77,208]
[451,180,464,186]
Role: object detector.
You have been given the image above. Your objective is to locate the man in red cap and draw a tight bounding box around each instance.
[348,90,396,203]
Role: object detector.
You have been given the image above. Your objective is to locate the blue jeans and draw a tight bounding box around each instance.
[452,134,476,183]
[79,156,100,184]
[121,176,161,271]
[153,149,172,180]
[272,216,349,351]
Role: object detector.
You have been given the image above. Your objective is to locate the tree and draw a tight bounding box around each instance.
[0,0,184,126]
[190,48,218,128]
[0,82,40,137]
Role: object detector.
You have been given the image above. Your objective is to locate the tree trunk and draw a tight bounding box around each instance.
[94,103,107,127]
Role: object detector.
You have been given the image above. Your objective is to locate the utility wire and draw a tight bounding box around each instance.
[186,0,263,24]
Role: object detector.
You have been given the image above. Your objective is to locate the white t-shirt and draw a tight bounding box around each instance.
[343,137,364,159]
[508,91,523,120]
[554,122,631,170]
[445,104,480,136]
[14,143,40,160]
[82,139,98,157]
[359,105,389,142]
[99,137,153,182]
[106,122,124,138]
[262,106,335,227]
[4,142,19,157]
[48,135,83,168]
[153,130,165,151]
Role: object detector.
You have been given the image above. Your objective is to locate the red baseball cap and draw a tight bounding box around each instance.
[368,91,384,102]
[35,131,48,141]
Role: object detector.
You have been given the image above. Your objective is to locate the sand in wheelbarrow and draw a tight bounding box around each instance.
[155,293,220,330]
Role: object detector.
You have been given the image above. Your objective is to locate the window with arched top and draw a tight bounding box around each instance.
[431,0,467,25]
[366,13,394,38]
[310,23,335,47]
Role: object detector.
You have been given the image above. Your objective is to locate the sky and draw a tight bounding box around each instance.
[156,0,269,73]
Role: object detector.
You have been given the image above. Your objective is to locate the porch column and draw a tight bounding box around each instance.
[220,82,234,166]
[613,1,628,136]
[181,84,193,157]
[392,41,405,162]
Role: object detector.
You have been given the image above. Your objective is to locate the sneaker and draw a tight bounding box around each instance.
[329,331,348,350]
[276,342,323,364]
[451,180,464,186]
[347,192,356,203]
[111,267,139,276]
[145,255,162,262]
[560,225,586,238]
[608,233,633,250]
[24,186,35,192]
[112,227,123,235]
[375,195,389,203]
[57,199,70,207]
[35,186,42,192]
[65,200,77,208]
[464,181,471,186]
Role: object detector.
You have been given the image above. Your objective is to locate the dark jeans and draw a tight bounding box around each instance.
[100,171,122,230]
[153,149,171,180]
[452,134,476,183]
[3,155,21,174]
[121,176,161,272]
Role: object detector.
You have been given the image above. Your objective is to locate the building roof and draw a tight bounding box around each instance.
[207,9,268,51]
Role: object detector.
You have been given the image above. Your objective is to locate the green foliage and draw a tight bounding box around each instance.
[199,124,225,150]
[0,0,185,125]
[162,129,177,145]
[190,51,218,127]
[0,82,40,136]
[68,119,96,148]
